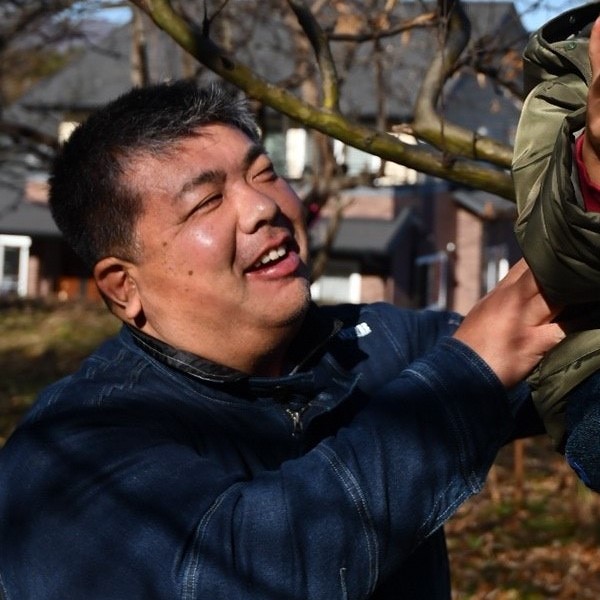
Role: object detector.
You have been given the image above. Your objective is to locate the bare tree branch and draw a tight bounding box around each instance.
[326,12,437,43]
[310,194,353,282]
[0,1,122,168]
[0,0,78,52]
[286,0,339,111]
[131,7,150,86]
[129,0,515,199]
[412,0,513,168]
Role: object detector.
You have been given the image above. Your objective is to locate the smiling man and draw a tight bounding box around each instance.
[0,81,565,599]
[95,123,312,375]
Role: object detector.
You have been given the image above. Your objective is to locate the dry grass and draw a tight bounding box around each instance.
[0,299,119,443]
[448,440,600,599]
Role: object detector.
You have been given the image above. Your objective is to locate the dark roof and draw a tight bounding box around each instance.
[310,207,416,257]
[453,189,517,219]
[6,21,209,138]
[0,185,60,237]
[333,1,527,122]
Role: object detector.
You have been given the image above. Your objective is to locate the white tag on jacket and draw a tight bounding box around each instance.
[338,322,372,340]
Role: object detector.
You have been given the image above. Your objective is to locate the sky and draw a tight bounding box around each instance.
[512,0,581,32]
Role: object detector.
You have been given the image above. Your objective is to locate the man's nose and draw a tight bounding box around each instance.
[236,185,280,234]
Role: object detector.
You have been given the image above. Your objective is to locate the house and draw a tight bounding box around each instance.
[304,1,527,313]
[0,1,528,312]
[0,12,209,301]
[309,182,521,314]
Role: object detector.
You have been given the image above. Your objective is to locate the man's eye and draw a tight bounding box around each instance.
[186,194,222,219]
[201,193,223,206]
[254,164,278,182]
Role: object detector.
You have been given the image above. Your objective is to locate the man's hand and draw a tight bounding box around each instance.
[453,259,565,388]
[582,16,600,184]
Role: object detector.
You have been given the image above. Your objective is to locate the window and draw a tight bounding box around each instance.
[264,128,311,180]
[311,261,361,304]
[334,132,420,185]
[285,128,308,179]
[343,145,380,177]
[0,235,31,297]
[263,132,287,179]
[484,244,509,294]
[415,252,449,310]
[376,133,420,186]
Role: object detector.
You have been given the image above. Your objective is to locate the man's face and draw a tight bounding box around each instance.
[123,124,311,372]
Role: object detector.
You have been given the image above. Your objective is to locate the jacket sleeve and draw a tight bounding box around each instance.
[1,338,515,600]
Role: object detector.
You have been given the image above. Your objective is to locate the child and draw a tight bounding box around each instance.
[512,2,600,489]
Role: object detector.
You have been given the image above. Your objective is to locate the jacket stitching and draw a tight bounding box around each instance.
[315,445,379,596]
[181,483,243,600]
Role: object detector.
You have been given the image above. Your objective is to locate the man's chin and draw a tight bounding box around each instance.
[277,281,312,328]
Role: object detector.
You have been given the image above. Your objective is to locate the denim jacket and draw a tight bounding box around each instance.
[0,302,537,599]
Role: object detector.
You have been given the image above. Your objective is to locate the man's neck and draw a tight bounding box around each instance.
[126,303,341,382]
[218,321,304,376]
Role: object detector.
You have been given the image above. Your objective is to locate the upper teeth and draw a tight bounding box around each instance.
[255,245,287,268]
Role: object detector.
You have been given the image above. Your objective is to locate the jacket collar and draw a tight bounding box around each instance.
[126,303,342,384]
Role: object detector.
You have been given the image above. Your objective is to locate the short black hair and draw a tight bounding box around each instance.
[49,80,260,268]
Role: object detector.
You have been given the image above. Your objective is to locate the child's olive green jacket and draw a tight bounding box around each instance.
[513,2,600,447]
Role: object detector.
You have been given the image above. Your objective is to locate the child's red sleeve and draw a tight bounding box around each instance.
[575,134,600,212]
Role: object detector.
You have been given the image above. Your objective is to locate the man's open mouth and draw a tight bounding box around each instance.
[251,244,288,269]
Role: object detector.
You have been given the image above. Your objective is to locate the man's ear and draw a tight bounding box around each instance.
[94,257,143,324]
